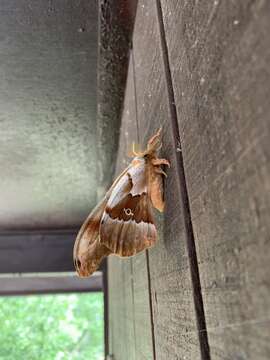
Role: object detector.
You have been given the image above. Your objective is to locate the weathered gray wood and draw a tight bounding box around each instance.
[132,247,154,359]
[108,57,156,359]
[132,1,202,358]
[160,0,270,359]
[108,60,146,360]
[108,257,134,359]
[103,260,109,356]
[120,52,156,360]
[0,272,102,295]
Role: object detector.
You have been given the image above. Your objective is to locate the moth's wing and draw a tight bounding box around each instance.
[74,196,106,256]
[149,172,164,212]
[73,165,131,276]
[100,161,157,257]
[73,196,110,277]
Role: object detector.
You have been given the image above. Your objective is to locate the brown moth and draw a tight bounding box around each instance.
[73,128,170,277]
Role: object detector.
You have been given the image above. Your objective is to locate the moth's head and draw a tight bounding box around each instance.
[131,128,162,159]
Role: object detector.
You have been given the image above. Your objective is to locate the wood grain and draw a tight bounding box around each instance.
[108,60,154,360]
[108,61,137,360]
[133,0,202,358]
[132,250,154,359]
[160,0,270,358]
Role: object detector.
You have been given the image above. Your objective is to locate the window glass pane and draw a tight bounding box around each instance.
[0,293,104,360]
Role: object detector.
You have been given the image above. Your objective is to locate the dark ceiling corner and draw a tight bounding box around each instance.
[97,0,138,198]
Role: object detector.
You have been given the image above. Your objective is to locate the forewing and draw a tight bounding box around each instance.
[73,196,109,276]
[73,165,131,276]
[100,161,157,257]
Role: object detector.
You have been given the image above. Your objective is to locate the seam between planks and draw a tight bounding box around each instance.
[103,260,109,357]
[155,1,211,359]
[132,47,157,360]
[130,259,137,356]
[131,48,140,145]
[130,50,139,358]
[146,250,157,360]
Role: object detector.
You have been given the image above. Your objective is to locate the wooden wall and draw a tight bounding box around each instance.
[107,1,270,359]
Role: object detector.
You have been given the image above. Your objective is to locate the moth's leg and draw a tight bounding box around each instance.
[155,167,167,177]
[150,172,164,212]
[151,158,170,167]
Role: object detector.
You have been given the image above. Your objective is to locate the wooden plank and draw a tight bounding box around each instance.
[108,56,155,359]
[132,250,155,359]
[0,229,78,273]
[160,0,270,359]
[108,257,128,359]
[0,272,102,295]
[103,260,109,357]
[108,58,136,360]
[108,59,146,360]
[109,257,138,360]
[132,1,202,358]
[0,229,105,274]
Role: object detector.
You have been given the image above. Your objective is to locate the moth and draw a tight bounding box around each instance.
[73,128,170,277]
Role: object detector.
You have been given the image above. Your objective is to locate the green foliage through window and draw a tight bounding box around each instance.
[0,293,104,360]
